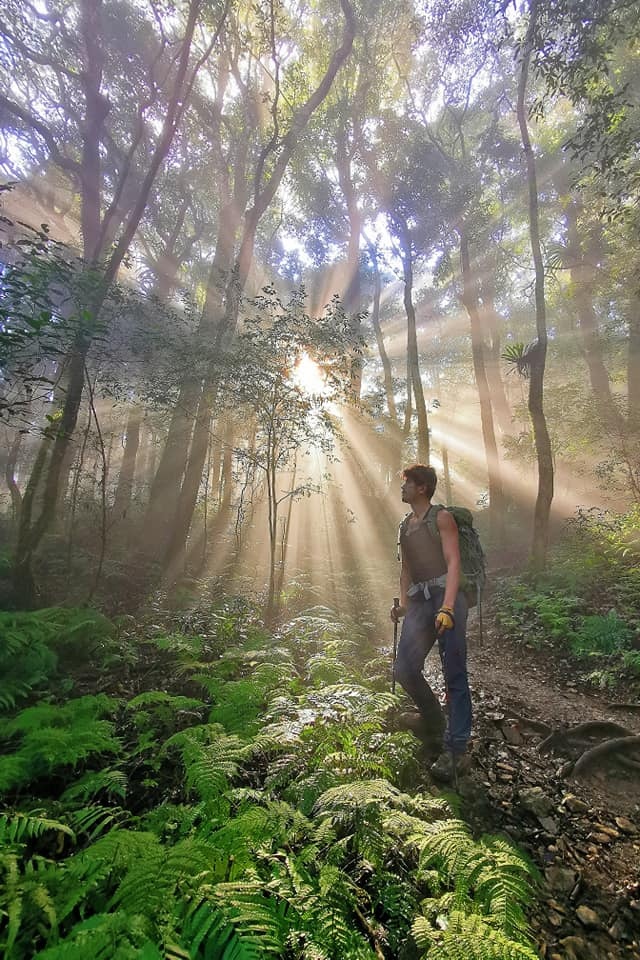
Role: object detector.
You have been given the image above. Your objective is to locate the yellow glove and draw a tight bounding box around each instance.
[435,606,455,636]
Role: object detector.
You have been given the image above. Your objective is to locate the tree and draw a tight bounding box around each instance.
[1,0,230,603]
[229,286,353,620]
[516,0,554,567]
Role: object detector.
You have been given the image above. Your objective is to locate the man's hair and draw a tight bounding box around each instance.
[403,463,437,498]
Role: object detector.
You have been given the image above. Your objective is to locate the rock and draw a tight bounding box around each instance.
[609,918,632,941]
[576,905,602,928]
[538,816,559,835]
[546,899,566,913]
[549,910,564,928]
[501,723,524,745]
[562,793,589,814]
[520,786,554,818]
[593,823,620,839]
[545,865,578,893]
[591,832,613,844]
[615,815,637,834]
[559,935,590,960]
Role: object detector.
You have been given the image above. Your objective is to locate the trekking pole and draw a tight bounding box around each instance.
[392,597,399,694]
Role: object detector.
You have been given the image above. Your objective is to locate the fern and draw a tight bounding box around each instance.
[409,821,538,939]
[61,767,128,803]
[412,910,539,959]
[0,696,121,794]
[166,726,247,803]
[0,610,113,713]
[0,810,74,848]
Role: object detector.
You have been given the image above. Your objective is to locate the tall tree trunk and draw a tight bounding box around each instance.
[517,0,554,569]
[141,195,243,558]
[442,445,452,504]
[336,133,362,397]
[366,240,397,421]
[628,308,640,428]
[480,285,513,435]
[112,407,141,522]
[395,215,429,463]
[5,431,23,519]
[460,229,505,542]
[564,198,619,416]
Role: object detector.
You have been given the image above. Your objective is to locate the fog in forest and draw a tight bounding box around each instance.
[1,0,639,625]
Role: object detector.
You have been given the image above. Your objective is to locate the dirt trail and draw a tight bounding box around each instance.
[430,620,640,959]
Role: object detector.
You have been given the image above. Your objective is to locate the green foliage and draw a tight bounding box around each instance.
[0,602,541,958]
[0,695,121,793]
[0,608,113,712]
[494,507,640,689]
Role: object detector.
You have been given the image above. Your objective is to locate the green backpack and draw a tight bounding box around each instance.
[397,504,487,638]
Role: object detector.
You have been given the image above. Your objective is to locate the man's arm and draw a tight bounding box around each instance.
[438,509,461,610]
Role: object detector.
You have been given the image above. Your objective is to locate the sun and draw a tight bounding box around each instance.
[292,352,329,397]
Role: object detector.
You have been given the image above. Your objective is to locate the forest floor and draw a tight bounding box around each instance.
[416,613,640,960]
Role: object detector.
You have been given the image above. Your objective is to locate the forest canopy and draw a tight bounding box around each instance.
[1,0,640,611]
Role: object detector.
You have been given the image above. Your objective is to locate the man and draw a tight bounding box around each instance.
[390,463,472,781]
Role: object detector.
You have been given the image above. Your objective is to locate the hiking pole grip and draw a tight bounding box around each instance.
[392,597,400,694]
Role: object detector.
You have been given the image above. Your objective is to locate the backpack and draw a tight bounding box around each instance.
[397,504,487,639]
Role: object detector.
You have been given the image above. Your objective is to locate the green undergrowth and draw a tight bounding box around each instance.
[493,506,640,689]
[1,599,540,959]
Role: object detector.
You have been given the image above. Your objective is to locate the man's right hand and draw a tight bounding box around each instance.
[390,604,406,623]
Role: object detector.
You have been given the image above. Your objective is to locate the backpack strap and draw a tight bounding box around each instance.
[425,503,446,540]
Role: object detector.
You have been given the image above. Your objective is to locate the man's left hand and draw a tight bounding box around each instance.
[435,606,455,636]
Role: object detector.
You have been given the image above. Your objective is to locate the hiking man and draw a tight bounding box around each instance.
[390,463,472,780]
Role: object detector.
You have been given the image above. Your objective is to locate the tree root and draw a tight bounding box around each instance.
[539,720,634,754]
[570,735,640,778]
[606,702,640,711]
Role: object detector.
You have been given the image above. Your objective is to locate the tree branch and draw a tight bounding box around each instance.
[0,95,81,177]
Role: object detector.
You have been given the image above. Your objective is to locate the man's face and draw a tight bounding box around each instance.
[401,477,423,502]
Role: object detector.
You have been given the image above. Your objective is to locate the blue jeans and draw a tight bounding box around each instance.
[394,586,472,754]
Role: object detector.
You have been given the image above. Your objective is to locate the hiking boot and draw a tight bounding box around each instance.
[397,711,444,740]
[430,750,471,784]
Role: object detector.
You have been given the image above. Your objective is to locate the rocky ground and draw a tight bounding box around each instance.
[416,619,640,960]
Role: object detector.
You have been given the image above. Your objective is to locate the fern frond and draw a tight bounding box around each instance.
[412,910,539,959]
[61,768,128,803]
[313,779,402,817]
[67,803,129,841]
[0,809,74,848]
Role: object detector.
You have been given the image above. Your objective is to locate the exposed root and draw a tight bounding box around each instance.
[571,735,640,778]
[538,720,634,755]
[605,702,640,711]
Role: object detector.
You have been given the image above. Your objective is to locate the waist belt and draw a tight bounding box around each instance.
[407,574,447,600]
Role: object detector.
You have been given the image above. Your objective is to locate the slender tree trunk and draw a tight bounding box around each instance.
[628,308,640,427]
[5,432,23,519]
[480,286,513,435]
[396,216,429,463]
[366,240,397,421]
[403,368,413,438]
[517,0,554,569]
[460,229,505,542]
[112,407,141,522]
[336,134,362,397]
[141,195,243,557]
[442,445,452,504]
[564,198,619,414]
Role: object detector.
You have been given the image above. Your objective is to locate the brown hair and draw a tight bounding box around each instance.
[403,463,437,498]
